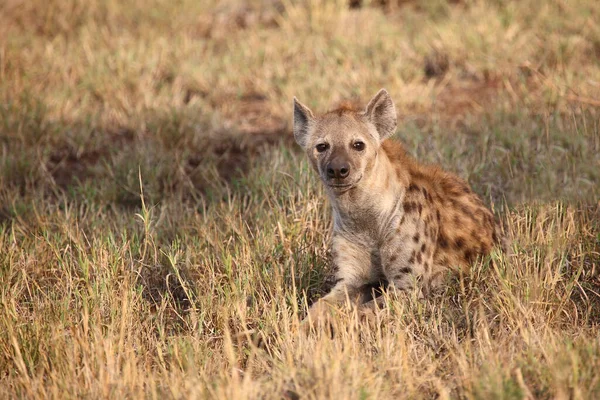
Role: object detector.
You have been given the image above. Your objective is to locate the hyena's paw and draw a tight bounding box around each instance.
[300,300,337,335]
[356,307,377,327]
[356,297,386,326]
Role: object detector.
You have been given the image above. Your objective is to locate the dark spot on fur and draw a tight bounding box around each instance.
[404,202,416,213]
[390,254,397,263]
[438,233,449,248]
[400,216,406,225]
[464,250,473,261]
[418,203,423,215]
[421,243,426,253]
[408,251,416,264]
[457,182,470,195]
[331,263,339,273]
[436,210,441,222]
[399,266,412,275]
[416,252,423,264]
[411,170,426,180]
[408,183,420,192]
[413,233,420,243]
[454,237,465,249]
[453,214,461,225]
[459,204,472,218]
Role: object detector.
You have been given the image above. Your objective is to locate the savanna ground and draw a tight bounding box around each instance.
[1,0,600,398]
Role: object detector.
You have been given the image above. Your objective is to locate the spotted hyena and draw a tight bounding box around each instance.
[293,89,506,325]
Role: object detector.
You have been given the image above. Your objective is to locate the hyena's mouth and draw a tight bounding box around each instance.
[327,175,363,192]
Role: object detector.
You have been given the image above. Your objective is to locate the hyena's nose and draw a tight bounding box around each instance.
[326,161,350,180]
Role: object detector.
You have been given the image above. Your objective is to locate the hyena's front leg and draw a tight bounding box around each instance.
[354,240,425,324]
[302,234,380,329]
[380,219,431,296]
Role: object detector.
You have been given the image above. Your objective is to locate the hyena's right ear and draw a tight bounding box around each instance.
[293,97,315,149]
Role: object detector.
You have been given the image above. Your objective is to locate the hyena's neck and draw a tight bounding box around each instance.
[330,150,409,238]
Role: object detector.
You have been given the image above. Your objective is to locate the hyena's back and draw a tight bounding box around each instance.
[382,140,505,288]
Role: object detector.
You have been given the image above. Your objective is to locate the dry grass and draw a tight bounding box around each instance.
[1,0,599,398]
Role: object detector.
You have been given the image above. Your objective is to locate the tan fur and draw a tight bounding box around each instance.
[293,90,506,326]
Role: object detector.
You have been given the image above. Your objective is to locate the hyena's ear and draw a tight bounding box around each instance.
[364,89,397,141]
[293,97,315,149]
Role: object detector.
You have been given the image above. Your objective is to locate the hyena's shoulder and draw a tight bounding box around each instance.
[382,140,505,268]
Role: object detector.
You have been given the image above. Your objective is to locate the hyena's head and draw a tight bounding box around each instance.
[293,89,397,194]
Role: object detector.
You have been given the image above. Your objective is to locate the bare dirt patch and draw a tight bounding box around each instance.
[218,91,288,137]
[194,1,282,39]
[185,129,290,191]
[434,76,503,119]
[187,91,292,185]
[46,145,104,189]
[424,49,450,80]
[352,0,465,12]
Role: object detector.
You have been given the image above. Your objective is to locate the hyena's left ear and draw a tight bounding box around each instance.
[293,97,315,149]
[365,89,397,141]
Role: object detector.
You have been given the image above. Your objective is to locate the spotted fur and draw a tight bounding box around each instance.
[293,89,507,323]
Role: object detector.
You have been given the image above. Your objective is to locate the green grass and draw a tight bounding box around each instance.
[1,0,599,398]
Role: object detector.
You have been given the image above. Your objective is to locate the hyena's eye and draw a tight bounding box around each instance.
[316,143,329,153]
[352,141,365,151]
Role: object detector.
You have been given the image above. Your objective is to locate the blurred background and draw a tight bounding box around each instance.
[1,0,599,207]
